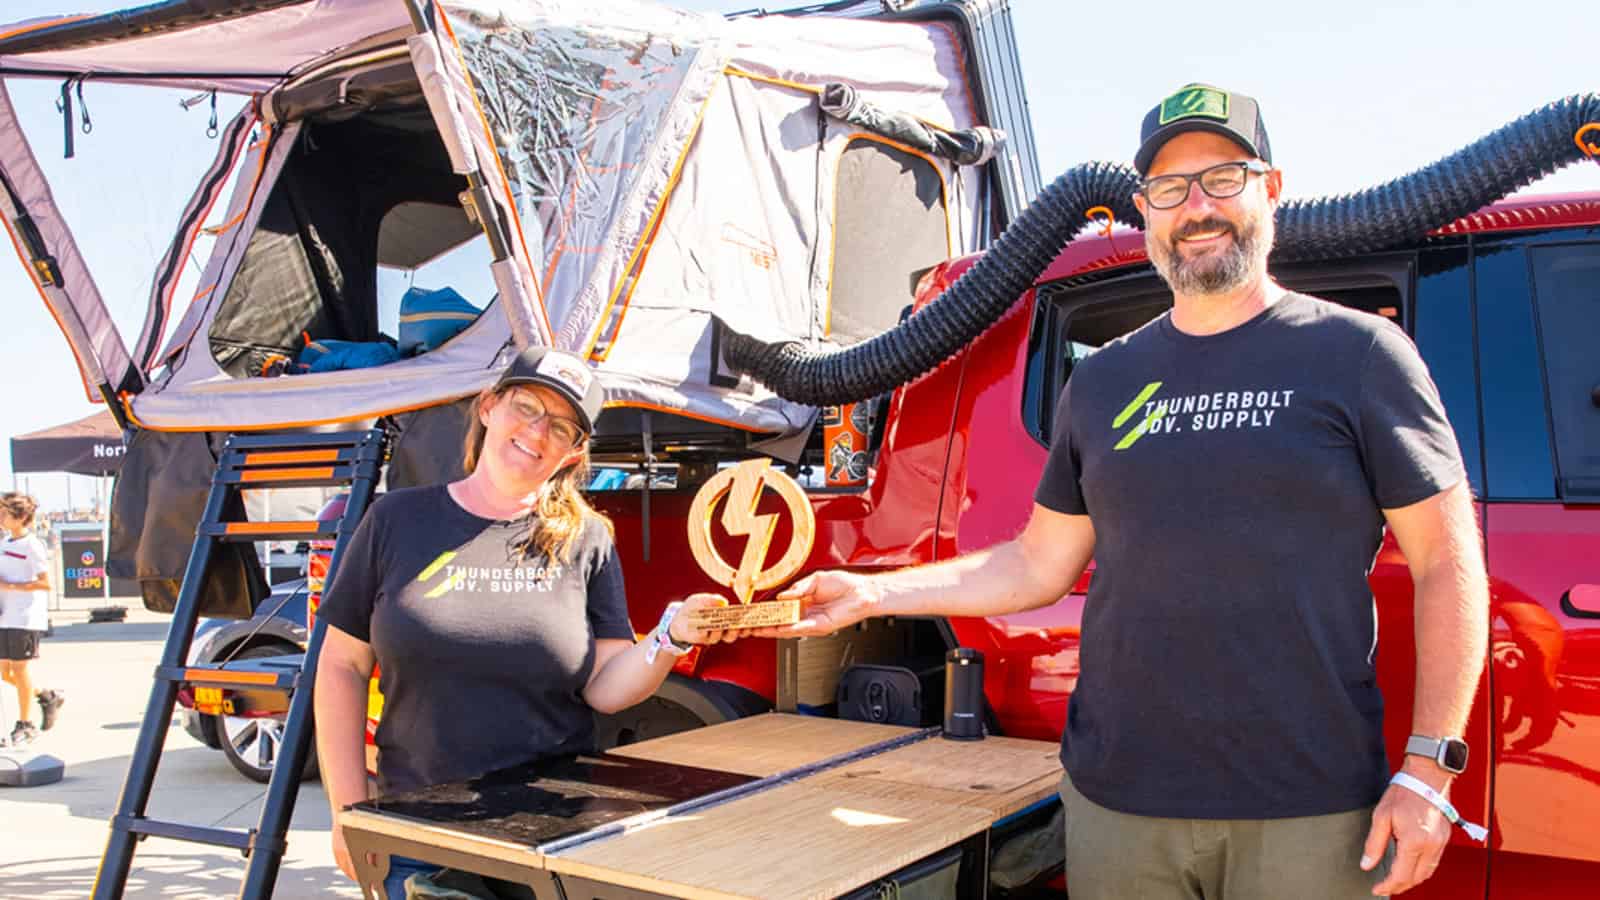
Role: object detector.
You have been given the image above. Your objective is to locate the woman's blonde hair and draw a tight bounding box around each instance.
[0,492,38,528]
[462,387,611,563]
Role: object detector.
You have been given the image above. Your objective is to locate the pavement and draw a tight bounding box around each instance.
[0,599,362,899]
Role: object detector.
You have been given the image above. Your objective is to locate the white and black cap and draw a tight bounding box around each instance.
[493,346,605,435]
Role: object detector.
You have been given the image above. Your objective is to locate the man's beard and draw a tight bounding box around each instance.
[1146,207,1272,296]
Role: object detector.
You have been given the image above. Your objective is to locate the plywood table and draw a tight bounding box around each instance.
[339,714,1062,900]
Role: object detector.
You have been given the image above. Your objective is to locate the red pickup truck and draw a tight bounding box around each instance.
[589,192,1600,899]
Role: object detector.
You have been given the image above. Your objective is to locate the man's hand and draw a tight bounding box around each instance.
[1362,761,1453,895]
[747,570,881,638]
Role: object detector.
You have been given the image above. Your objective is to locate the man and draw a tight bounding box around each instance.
[763,85,1489,898]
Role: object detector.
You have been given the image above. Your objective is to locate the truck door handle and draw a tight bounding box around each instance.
[1560,584,1600,620]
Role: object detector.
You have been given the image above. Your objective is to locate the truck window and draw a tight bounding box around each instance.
[1414,247,1484,496]
[1528,242,1600,500]
[1474,242,1558,500]
[1026,261,1409,447]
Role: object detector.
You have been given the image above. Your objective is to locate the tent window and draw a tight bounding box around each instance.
[206,107,479,377]
[828,137,949,345]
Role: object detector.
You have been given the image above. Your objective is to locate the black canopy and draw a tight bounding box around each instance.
[10,410,125,476]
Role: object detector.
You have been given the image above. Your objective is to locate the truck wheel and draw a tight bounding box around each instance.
[218,643,319,784]
[595,674,770,750]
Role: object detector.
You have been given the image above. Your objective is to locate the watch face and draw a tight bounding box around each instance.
[1442,739,1470,772]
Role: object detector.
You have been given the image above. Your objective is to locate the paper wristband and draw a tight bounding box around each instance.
[1390,772,1489,842]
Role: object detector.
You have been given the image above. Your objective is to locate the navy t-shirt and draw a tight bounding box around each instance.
[1034,292,1465,819]
[317,484,634,794]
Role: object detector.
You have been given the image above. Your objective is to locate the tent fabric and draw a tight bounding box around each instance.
[0,1,412,94]
[9,409,125,475]
[1,0,994,438]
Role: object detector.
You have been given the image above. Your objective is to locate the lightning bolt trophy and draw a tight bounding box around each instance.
[684,458,816,630]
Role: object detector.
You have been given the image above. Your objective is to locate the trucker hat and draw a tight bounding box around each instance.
[493,346,605,435]
[1134,83,1272,175]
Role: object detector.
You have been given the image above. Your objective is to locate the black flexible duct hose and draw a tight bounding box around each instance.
[726,93,1600,407]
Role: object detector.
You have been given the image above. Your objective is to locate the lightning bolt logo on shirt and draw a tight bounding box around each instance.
[415,551,463,598]
[721,461,781,603]
[1113,381,1166,451]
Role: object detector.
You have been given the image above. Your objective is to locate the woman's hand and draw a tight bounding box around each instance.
[672,593,742,645]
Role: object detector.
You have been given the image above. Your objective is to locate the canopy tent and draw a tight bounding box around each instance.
[0,0,1036,440]
[9,409,124,476]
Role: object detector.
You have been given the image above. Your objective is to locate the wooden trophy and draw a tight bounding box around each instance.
[685,458,816,630]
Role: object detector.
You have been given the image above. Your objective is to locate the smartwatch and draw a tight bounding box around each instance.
[1405,734,1469,775]
[644,602,693,664]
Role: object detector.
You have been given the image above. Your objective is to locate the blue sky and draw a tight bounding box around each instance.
[3,0,1595,513]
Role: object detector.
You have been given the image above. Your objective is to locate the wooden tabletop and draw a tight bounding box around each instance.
[339,714,1063,899]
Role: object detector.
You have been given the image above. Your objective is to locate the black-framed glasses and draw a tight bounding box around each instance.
[1139,160,1271,210]
[502,390,587,451]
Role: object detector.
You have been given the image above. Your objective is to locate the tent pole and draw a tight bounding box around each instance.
[403,0,431,33]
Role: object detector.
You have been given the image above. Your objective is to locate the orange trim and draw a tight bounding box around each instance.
[223,521,320,535]
[200,209,249,236]
[584,77,722,362]
[242,450,339,465]
[239,467,336,483]
[604,400,773,433]
[0,178,100,402]
[723,66,823,95]
[824,133,952,337]
[183,668,281,687]
[543,78,612,294]
[0,15,92,43]
[436,10,554,340]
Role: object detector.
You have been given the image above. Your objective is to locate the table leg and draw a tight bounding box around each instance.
[341,828,391,900]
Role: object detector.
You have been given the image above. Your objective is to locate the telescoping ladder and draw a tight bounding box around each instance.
[93,430,387,900]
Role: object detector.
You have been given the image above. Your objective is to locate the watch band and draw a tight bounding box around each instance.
[1390,772,1488,842]
[1405,734,1468,774]
[644,602,692,664]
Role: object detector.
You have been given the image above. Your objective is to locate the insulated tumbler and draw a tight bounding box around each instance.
[942,648,985,740]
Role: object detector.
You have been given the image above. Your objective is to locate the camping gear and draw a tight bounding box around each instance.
[398,286,480,355]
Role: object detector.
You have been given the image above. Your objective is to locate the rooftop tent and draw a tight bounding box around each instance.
[0,0,1035,441]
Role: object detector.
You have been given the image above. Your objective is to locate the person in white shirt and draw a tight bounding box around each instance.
[1,493,64,746]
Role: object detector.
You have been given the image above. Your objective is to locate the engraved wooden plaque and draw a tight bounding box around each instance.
[685,459,815,630]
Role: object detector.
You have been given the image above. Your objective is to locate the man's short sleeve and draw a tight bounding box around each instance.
[1358,323,1468,509]
[314,506,384,643]
[585,525,633,642]
[1035,380,1088,514]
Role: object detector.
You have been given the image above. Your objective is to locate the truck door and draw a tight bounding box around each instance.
[1474,234,1600,898]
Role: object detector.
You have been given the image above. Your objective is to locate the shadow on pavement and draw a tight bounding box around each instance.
[0,745,274,820]
[0,853,361,899]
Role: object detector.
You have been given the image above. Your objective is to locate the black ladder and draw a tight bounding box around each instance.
[93,429,386,900]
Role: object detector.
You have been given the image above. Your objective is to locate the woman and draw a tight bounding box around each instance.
[314,347,736,893]
[0,492,64,746]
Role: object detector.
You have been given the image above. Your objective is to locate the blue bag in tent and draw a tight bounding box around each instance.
[398,287,480,355]
[297,339,401,373]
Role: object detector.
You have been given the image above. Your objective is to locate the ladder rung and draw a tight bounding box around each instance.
[160,664,299,690]
[222,465,347,486]
[115,815,254,852]
[240,449,347,465]
[208,521,334,540]
[224,431,380,451]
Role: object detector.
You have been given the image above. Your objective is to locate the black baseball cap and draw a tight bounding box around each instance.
[493,346,605,435]
[1135,83,1272,175]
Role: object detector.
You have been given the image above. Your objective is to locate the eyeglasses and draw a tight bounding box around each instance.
[502,390,587,451]
[1139,160,1272,210]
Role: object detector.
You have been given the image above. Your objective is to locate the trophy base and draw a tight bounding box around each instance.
[686,600,801,631]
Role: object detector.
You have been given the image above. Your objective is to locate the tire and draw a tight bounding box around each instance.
[594,674,770,750]
[216,643,319,784]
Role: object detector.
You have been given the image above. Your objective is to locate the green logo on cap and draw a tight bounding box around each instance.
[1159,85,1229,125]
